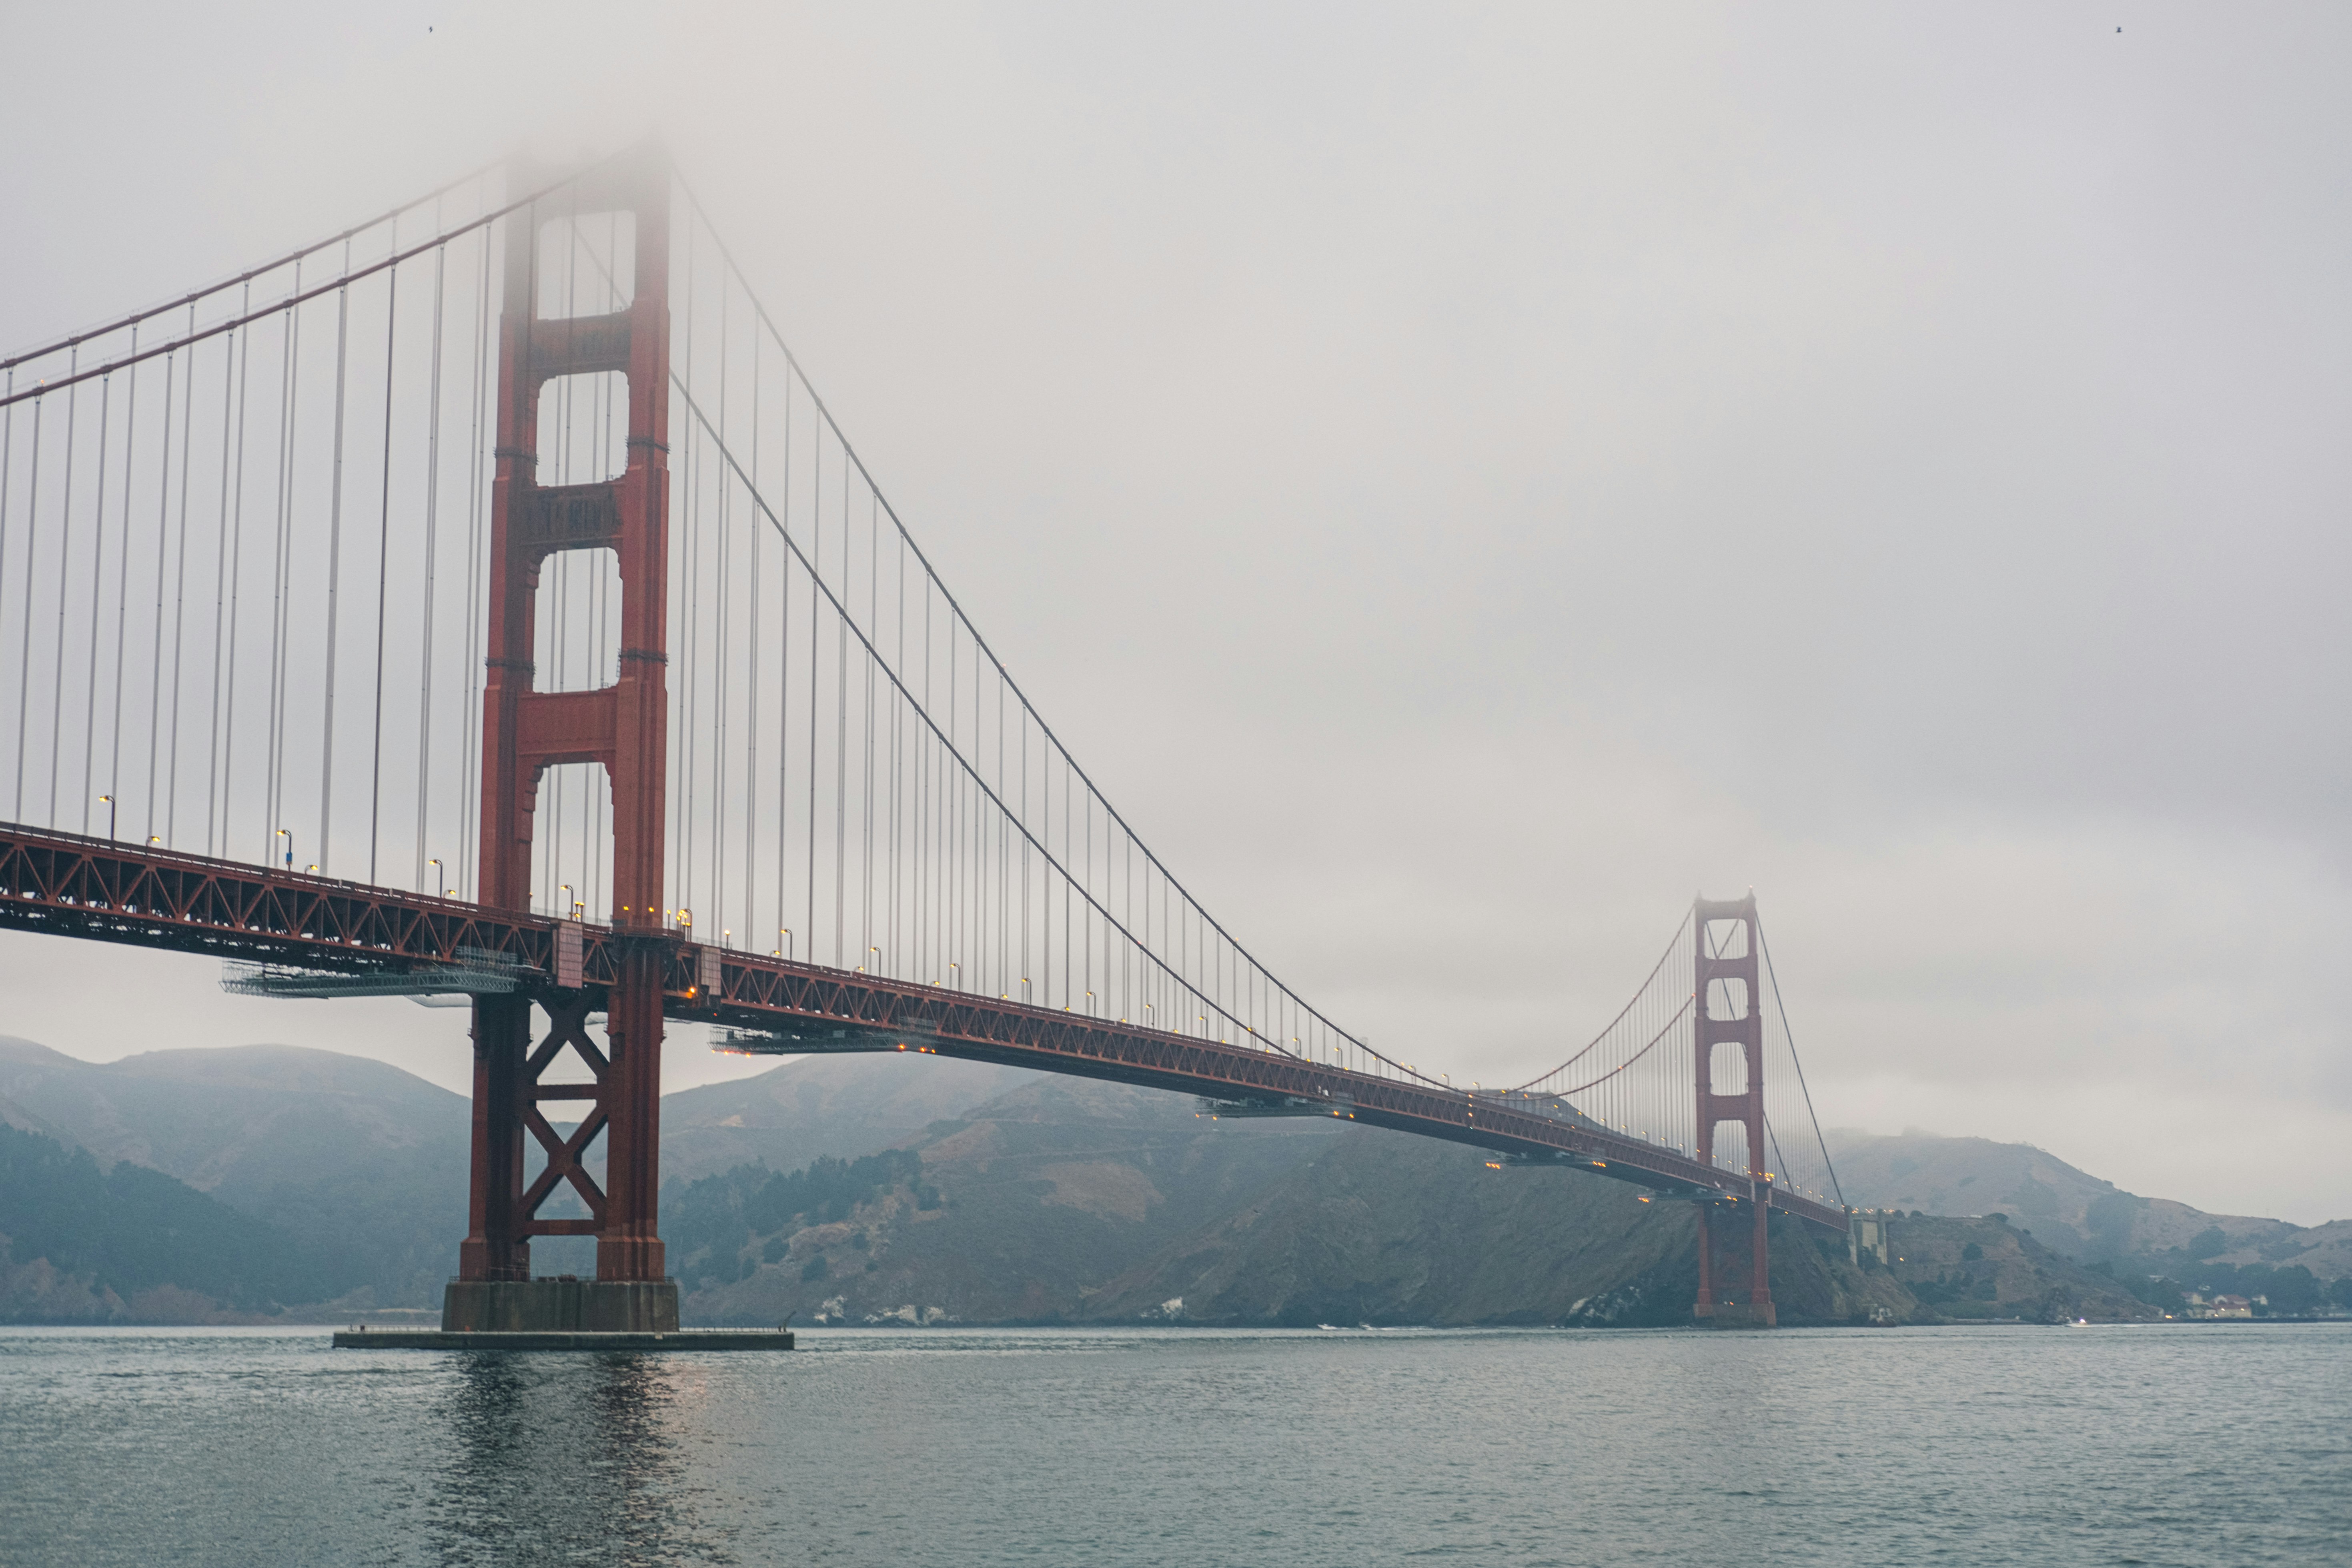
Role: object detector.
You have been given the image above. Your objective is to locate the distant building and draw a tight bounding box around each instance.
[2210,1295,2253,1319]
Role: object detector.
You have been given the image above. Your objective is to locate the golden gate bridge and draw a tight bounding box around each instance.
[0,145,1845,1334]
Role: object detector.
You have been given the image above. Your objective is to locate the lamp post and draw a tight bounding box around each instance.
[277,827,293,871]
[428,858,442,896]
[98,795,116,840]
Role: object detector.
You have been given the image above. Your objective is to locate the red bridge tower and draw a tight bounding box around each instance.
[446,148,677,1332]
[1693,893,1774,1327]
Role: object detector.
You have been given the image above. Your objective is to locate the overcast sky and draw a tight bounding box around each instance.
[3,4,2346,1222]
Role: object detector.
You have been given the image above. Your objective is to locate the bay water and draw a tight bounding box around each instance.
[3,1322,2346,1565]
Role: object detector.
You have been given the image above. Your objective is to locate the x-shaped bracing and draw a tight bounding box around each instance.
[519,991,609,1234]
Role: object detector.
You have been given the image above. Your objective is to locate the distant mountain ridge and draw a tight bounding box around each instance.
[669,1070,2143,1328]
[1826,1128,2352,1281]
[1,1034,2341,1326]
[0,1036,471,1308]
[661,1053,1034,1184]
[0,1123,344,1321]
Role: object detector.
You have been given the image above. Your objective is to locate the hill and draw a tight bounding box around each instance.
[2,1034,2339,1326]
[0,1036,469,1307]
[661,1052,1036,1183]
[670,1072,1919,1328]
[1828,1127,2352,1315]
[1827,1127,2352,1283]
[0,1123,343,1322]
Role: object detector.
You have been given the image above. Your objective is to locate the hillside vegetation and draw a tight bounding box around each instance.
[0,1036,469,1308]
[0,1124,343,1321]
[1831,1128,2352,1315]
[3,1037,2344,1326]
[668,1073,2141,1329]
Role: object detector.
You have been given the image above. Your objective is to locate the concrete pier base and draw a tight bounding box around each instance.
[1696,1301,1778,1328]
[333,1328,792,1350]
[442,1277,681,1334]
[328,1280,790,1349]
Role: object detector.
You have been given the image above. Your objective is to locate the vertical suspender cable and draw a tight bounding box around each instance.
[46,357,76,826]
[77,364,112,831]
[265,278,296,860]
[745,306,760,944]
[0,368,10,798]
[714,271,731,938]
[106,345,139,835]
[460,231,490,898]
[677,218,697,921]
[806,421,819,953]
[165,307,197,846]
[321,249,353,871]
[0,370,14,812]
[842,447,851,968]
[367,260,399,883]
[212,301,248,857]
[46,365,73,827]
[774,368,791,953]
[12,385,41,823]
[10,380,37,821]
[893,525,905,975]
[145,344,176,839]
[864,491,876,968]
[416,239,446,890]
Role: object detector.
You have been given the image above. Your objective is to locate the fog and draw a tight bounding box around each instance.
[2,4,2345,1221]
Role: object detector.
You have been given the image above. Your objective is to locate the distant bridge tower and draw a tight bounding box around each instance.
[1693,893,1773,1327]
[451,146,677,1330]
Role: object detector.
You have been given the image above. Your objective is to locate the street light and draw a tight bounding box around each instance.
[98,795,116,839]
[277,827,293,870]
[428,858,443,896]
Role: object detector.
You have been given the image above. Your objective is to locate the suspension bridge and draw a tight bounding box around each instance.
[0,145,1847,1333]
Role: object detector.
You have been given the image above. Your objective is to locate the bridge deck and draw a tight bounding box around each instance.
[0,822,1847,1232]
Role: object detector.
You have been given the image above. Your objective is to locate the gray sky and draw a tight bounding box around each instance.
[3,3,2346,1222]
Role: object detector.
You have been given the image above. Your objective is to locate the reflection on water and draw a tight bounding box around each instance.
[4,1324,2349,1566]
[430,1353,718,1564]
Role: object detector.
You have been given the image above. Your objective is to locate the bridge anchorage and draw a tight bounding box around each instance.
[0,144,1849,1335]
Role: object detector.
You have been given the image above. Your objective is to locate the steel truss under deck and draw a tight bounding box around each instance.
[0,821,1847,1234]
